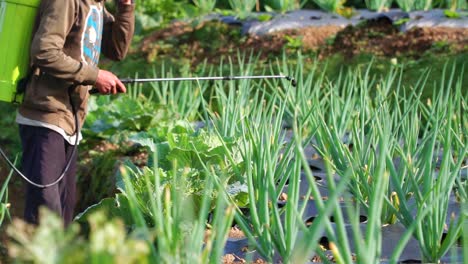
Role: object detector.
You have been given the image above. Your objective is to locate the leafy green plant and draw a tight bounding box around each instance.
[444,9,461,18]
[84,95,175,141]
[79,119,245,227]
[129,124,246,205]
[78,141,238,263]
[7,208,149,263]
[133,0,195,29]
[258,13,273,21]
[394,18,410,26]
[80,80,206,212]
[284,35,304,50]
[118,144,236,263]
[8,208,85,263]
[76,150,123,213]
[86,211,150,264]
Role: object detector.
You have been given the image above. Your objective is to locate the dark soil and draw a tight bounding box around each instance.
[139,17,467,65]
[323,17,468,59]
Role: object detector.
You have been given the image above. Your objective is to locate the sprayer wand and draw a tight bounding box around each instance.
[0,74,296,188]
[89,74,296,94]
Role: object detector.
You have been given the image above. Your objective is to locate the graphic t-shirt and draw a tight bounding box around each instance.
[81,5,103,66]
[17,4,104,144]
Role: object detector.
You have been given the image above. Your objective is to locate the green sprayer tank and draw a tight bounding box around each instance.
[0,0,39,103]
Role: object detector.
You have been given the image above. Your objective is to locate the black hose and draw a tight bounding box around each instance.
[0,86,80,188]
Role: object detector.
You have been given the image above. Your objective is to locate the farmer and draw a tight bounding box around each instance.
[16,0,135,226]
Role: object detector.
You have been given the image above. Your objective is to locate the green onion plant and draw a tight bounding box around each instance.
[205,61,353,262]
[394,0,417,11]
[148,64,209,122]
[364,0,393,12]
[297,66,402,262]
[264,0,304,12]
[228,0,257,18]
[417,0,434,10]
[445,0,468,10]
[268,52,326,135]
[307,65,401,225]
[212,83,302,261]
[386,65,466,263]
[394,0,434,11]
[274,55,466,262]
[207,55,261,137]
[192,0,217,14]
[309,0,344,13]
[0,165,13,227]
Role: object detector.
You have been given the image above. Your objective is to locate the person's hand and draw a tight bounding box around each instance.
[94,70,126,95]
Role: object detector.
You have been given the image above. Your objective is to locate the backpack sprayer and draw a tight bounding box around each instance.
[0,0,39,103]
[0,0,297,188]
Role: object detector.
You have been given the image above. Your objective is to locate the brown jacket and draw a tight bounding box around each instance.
[19,0,135,135]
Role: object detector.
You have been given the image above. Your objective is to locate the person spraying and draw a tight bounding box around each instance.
[16,0,135,226]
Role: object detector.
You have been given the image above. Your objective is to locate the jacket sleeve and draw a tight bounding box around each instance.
[101,3,135,61]
[30,0,99,85]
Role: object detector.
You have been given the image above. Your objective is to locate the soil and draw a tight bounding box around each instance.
[323,17,468,59]
[228,226,246,240]
[139,17,467,66]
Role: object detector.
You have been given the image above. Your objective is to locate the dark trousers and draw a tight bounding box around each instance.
[19,125,77,226]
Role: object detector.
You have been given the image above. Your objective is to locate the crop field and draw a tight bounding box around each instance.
[0,0,467,263]
[3,55,466,263]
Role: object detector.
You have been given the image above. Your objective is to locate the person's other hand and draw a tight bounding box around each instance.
[94,70,126,95]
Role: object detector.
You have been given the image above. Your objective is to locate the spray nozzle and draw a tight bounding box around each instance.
[285,76,297,87]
